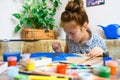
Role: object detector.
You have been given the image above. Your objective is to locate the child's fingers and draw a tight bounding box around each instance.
[87,47,103,57]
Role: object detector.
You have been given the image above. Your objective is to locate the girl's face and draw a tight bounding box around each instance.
[63,21,87,43]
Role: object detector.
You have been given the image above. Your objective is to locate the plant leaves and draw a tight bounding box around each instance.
[32,9,37,14]
[12,13,21,19]
[42,0,46,2]
[12,0,62,32]
[50,8,56,16]
[50,0,53,2]
[54,1,58,7]
[38,10,44,17]
[23,5,29,10]
[20,18,29,25]
[14,25,21,33]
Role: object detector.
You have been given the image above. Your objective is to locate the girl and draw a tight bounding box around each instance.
[52,0,106,57]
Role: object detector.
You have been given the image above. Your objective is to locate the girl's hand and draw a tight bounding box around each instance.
[52,42,63,52]
[87,47,104,57]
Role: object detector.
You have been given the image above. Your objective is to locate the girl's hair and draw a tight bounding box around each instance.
[61,0,89,27]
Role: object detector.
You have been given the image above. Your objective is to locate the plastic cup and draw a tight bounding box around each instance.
[106,61,118,75]
[8,66,19,78]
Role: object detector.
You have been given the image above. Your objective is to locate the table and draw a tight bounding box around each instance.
[0,70,12,80]
[0,54,120,80]
[0,71,119,80]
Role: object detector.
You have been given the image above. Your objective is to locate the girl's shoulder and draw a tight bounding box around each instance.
[92,33,104,40]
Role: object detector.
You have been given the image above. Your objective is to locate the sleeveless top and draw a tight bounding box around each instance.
[66,33,106,54]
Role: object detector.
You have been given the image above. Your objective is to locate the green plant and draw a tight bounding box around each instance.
[12,0,62,33]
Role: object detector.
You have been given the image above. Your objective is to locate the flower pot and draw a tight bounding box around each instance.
[21,28,56,40]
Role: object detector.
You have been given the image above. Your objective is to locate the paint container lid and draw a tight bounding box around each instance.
[106,61,118,66]
[93,65,102,75]
[22,54,31,59]
[7,56,17,61]
[103,57,112,66]
[99,66,110,73]
[69,64,77,68]
[78,72,92,80]
[99,66,110,78]
[26,58,35,63]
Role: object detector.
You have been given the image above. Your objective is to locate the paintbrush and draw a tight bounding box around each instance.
[19,69,73,78]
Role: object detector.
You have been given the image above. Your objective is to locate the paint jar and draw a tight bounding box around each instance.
[8,66,19,78]
[99,66,110,78]
[106,60,118,75]
[22,54,31,59]
[93,65,102,75]
[103,57,112,66]
[56,64,68,74]
[26,58,35,71]
[3,52,21,62]
[8,56,17,66]
[117,59,120,79]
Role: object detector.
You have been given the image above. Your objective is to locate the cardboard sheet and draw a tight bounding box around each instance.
[60,54,103,65]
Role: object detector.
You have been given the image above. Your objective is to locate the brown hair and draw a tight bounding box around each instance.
[61,0,89,27]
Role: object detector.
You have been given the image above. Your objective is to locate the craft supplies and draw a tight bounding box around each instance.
[99,66,110,78]
[21,54,31,59]
[66,68,92,75]
[78,72,92,80]
[106,60,118,75]
[3,52,20,62]
[56,64,68,74]
[26,58,35,71]
[69,63,78,68]
[92,64,102,75]
[8,66,19,78]
[28,75,69,80]
[35,57,52,67]
[66,64,92,77]
[14,74,28,80]
[8,56,17,66]
[28,70,72,78]
[117,59,120,79]
[39,65,56,73]
[103,57,112,66]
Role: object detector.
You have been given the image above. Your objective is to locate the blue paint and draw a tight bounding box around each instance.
[103,57,112,66]
[30,52,81,61]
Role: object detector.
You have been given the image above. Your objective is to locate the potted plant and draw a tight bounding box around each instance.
[12,0,62,40]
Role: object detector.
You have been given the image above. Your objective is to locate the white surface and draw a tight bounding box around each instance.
[0,62,8,74]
